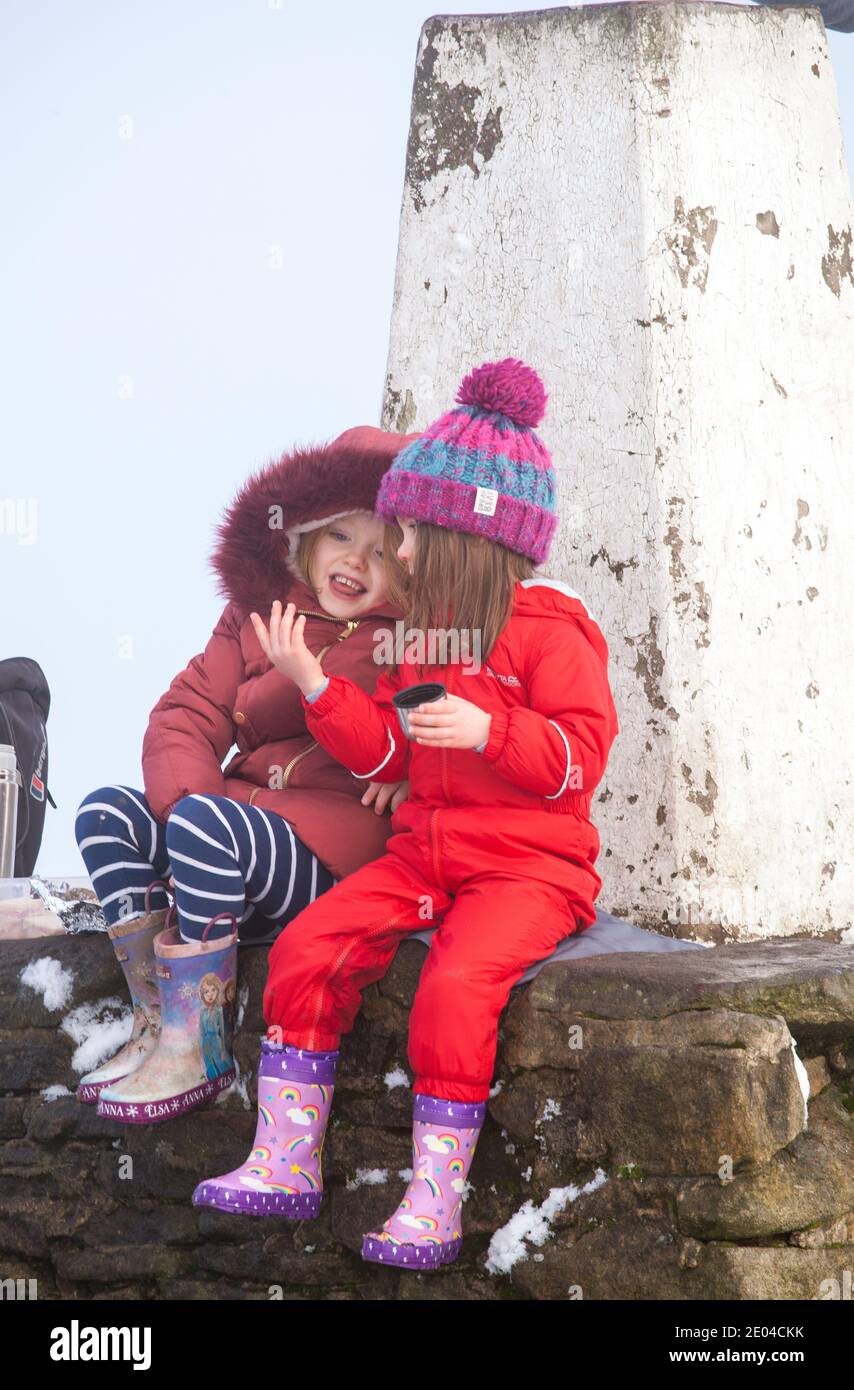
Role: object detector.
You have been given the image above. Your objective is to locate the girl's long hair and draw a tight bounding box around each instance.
[385,522,542,675]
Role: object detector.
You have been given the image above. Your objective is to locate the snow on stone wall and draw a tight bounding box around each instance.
[381,2,854,939]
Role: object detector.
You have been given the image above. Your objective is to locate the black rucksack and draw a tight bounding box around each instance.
[0,657,55,876]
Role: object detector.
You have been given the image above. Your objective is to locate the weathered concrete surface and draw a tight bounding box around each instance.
[1,932,852,1299]
[381,3,854,940]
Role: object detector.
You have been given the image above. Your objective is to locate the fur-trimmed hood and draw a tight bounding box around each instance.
[208,424,419,620]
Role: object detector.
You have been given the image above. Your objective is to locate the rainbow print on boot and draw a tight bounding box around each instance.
[361,1095,486,1271]
[192,1041,338,1219]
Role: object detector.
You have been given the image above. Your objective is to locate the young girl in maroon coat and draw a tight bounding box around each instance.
[192,359,620,1269]
[74,425,418,1122]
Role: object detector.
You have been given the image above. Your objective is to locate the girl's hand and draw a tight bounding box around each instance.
[361,779,410,815]
[407,694,491,750]
[250,601,325,696]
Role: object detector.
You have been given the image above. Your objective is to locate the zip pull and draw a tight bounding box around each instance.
[293,608,360,639]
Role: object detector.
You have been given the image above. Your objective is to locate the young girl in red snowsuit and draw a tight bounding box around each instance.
[192,359,619,1270]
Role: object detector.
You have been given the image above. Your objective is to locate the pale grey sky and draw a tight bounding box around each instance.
[1,1,852,875]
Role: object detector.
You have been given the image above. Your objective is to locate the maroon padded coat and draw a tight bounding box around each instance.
[141,427,418,879]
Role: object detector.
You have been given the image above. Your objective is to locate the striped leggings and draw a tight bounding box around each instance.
[74,785,336,944]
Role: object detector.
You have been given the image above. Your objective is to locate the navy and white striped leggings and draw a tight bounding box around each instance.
[75,785,336,944]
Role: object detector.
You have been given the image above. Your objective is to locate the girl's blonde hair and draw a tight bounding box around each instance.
[385,522,542,675]
[295,516,408,602]
[199,972,223,1008]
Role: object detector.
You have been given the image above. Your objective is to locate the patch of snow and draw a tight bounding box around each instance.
[790,1037,810,1131]
[20,956,75,1012]
[345,1168,389,1192]
[41,1084,71,1102]
[488,1079,504,1098]
[485,1168,609,1276]
[539,1099,562,1123]
[384,1067,410,1090]
[235,983,250,1031]
[303,1245,316,1254]
[398,1168,413,1182]
[522,1166,532,1182]
[505,1142,516,1155]
[841,925,854,946]
[60,997,131,1074]
[218,1060,250,1110]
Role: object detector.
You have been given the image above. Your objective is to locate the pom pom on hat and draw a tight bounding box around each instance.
[456,357,547,429]
[376,355,557,564]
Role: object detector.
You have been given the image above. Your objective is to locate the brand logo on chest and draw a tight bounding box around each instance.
[485,664,522,688]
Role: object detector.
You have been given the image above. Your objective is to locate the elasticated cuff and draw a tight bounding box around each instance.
[261,1038,339,1083]
[414,1094,487,1126]
[413,1077,492,1104]
[303,676,330,704]
[300,676,338,715]
[479,708,509,763]
[275,1026,342,1053]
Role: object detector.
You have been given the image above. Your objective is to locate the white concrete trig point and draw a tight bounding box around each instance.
[382,3,854,940]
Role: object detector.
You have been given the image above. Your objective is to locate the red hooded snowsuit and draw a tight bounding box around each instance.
[263,576,620,1102]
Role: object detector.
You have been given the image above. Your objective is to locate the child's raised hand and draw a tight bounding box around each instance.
[250,601,325,696]
[407,693,491,750]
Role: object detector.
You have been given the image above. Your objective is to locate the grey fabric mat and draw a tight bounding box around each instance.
[411,905,708,986]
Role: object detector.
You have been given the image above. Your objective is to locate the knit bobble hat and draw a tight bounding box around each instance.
[374,358,557,564]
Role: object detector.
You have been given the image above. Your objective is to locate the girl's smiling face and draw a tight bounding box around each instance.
[309,513,389,618]
[395,516,418,574]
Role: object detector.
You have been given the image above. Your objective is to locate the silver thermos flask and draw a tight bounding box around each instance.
[0,744,21,878]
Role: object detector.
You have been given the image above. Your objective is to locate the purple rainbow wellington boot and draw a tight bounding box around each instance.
[77,880,170,1104]
[97,909,237,1124]
[191,1040,339,1218]
[361,1095,486,1271]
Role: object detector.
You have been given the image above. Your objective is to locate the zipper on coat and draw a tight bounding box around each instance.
[281,739,320,787]
[281,637,335,788]
[279,620,359,787]
[296,609,361,638]
[437,666,453,803]
[430,807,445,893]
[440,746,451,803]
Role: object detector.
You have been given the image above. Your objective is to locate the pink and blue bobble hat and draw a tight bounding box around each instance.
[375,357,557,564]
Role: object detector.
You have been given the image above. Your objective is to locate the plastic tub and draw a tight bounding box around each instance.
[0,877,32,902]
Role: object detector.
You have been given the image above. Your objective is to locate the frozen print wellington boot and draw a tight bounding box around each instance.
[97,910,238,1124]
[192,1040,339,1219]
[77,881,170,1104]
[362,1095,486,1271]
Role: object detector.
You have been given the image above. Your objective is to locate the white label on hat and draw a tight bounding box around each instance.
[474,487,498,516]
